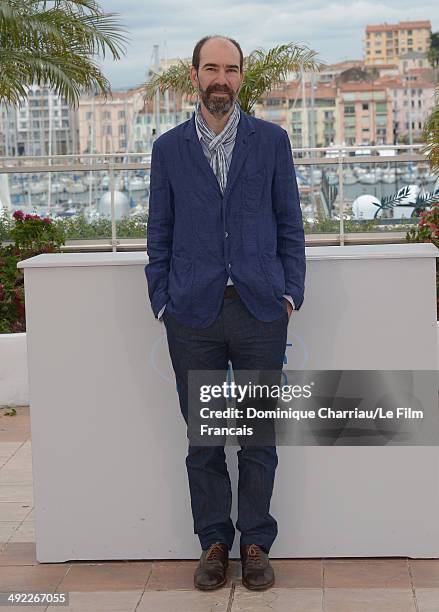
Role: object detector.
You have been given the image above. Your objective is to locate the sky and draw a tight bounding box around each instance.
[100,0,439,89]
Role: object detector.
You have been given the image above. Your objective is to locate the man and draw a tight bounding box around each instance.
[145,35,305,591]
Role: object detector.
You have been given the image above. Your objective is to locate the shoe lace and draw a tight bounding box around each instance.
[206,542,225,561]
[245,544,264,568]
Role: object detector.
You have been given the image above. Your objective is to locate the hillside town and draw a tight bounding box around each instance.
[0,20,437,157]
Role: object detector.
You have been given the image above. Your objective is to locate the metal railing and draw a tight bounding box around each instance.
[0,144,435,251]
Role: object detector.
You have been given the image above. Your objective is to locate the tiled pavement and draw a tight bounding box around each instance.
[1,407,439,611]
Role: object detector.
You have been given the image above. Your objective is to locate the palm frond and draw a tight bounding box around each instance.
[0,0,127,107]
[422,85,439,175]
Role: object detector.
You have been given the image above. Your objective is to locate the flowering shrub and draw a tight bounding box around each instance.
[406,201,439,317]
[0,211,65,333]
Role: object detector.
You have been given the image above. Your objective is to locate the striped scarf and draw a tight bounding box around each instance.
[195,100,241,194]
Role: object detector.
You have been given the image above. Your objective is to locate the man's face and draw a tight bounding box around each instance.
[191,38,244,118]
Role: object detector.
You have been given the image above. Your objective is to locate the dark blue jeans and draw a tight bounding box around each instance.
[162,294,289,553]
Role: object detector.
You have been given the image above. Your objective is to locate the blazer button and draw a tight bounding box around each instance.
[225,232,229,238]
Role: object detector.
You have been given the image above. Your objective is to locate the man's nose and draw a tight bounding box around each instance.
[214,68,228,84]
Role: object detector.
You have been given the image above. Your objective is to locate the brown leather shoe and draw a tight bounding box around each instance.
[194,542,229,590]
[241,544,275,590]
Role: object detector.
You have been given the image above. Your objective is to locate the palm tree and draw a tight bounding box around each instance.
[0,0,128,107]
[144,43,322,115]
[428,31,439,68]
[423,85,439,175]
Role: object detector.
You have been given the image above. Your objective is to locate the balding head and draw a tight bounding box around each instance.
[192,35,243,73]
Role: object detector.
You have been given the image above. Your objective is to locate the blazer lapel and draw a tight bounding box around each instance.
[184,115,222,197]
[222,112,255,202]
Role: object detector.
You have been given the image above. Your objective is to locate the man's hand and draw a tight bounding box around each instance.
[284,298,293,318]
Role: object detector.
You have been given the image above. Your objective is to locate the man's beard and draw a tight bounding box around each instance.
[198,81,237,118]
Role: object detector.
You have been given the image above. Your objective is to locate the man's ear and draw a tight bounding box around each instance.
[190,67,199,90]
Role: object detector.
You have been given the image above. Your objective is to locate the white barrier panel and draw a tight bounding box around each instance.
[18,243,439,561]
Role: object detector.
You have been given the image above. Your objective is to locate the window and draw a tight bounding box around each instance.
[103,111,111,120]
[418,99,422,108]
[344,105,355,115]
[119,124,127,135]
[86,112,92,120]
[118,110,126,119]
[418,121,422,129]
[104,125,112,135]
[362,103,369,110]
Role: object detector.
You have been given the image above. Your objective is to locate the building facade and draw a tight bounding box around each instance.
[78,88,147,155]
[0,85,78,157]
[364,20,432,65]
[380,69,437,143]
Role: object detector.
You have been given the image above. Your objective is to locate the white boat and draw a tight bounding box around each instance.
[29,181,47,195]
[50,182,64,194]
[311,169,322,182]
[359,173,376,184]
[127,177,146,191]
[343,170,358,185]
[382,172,396,184]
[67,181,87,194]
[326,172,338,186]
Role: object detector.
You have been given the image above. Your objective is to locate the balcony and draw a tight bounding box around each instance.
[0,145,436,250]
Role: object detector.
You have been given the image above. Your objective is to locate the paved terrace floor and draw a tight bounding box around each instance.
[1,406,439,611]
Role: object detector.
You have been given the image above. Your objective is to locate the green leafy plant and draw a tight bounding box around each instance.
[0,0,128,106]
[0,210,65,333]
[422,85,439,176]
[406,202,439,317]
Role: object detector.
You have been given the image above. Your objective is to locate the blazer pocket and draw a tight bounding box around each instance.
[259,253,286,297]
[169,253,193,309]
[242,169,266,211]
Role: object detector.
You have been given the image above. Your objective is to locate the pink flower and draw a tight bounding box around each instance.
[0,284,4,301]
[13,210,24,220]
[42,217,52,224]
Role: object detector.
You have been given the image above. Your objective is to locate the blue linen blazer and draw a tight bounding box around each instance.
[145,110,306,329]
